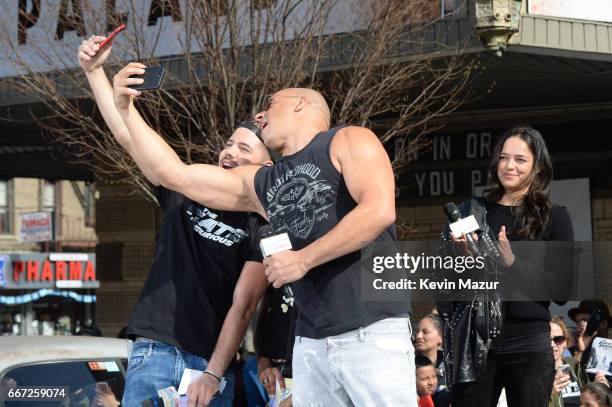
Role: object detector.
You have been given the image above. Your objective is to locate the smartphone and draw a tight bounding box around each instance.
[585,308,603,336]
[557,364,572,376]
[99,24,126,48]
[129,66,166,91]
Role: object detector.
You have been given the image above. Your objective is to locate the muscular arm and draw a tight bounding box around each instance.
[112,64,264,216]
[120,103,262,214]
[302,126,395,269]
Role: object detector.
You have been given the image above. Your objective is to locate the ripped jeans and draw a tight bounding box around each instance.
[292,317,417,407]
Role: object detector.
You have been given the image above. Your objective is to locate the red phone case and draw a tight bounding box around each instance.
[99,24,126,48]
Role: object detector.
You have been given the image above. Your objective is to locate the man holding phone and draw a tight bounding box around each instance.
[78,34,273,407]
[568,300,611,364]
[111,57,416,404]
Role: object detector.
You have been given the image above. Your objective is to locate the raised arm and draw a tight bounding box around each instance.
[111,63,265,216]
[78,36,159,185]
[264,126,396,287]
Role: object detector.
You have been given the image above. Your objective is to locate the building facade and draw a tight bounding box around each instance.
[0,0,610,334]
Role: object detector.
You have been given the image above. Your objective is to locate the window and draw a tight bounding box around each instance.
[442,0,468,17]
[84,182,95,228]
[3,359,126,407]
[41,180,56,212]
[0,180,12,234]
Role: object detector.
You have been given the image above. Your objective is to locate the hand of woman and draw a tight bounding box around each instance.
[450,232,479,257]
[497,226,515,267]
[552,371,571,394]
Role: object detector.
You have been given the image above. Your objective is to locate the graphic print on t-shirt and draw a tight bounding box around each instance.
[187,205,248,246]
[264,163,335,239]
[560,374,580,406]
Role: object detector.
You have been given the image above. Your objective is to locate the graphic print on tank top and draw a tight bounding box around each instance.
[264,163,336,239]
[186,205,248,246]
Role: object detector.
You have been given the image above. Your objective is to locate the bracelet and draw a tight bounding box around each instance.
[203,370,222,383]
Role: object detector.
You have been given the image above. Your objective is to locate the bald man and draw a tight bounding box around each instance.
[112,65,416,406]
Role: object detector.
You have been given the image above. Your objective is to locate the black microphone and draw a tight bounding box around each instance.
[443,202,482,257]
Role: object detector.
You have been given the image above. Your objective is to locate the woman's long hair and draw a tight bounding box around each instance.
[484,126,553,240]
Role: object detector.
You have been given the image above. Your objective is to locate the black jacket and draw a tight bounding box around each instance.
[437,197,505,386]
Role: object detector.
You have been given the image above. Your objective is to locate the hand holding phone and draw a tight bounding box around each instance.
[557,364,572,377]
[99,24,126,49]
[128,66,166,91]
[585,308,603,336]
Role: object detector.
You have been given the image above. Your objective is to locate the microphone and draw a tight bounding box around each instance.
[443,202,482,257]
[260,231,295,299]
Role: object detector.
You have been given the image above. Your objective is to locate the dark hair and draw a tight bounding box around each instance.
[581,382,612,406]
[415,354,434,368]
[237,119,262,138]
[236,119,281,163]
[420,314,443,335]
[484,126,552,240]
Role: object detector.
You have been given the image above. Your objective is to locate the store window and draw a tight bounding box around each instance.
[0,179,13,234]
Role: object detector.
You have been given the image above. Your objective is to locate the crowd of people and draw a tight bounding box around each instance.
[76,32,612,407]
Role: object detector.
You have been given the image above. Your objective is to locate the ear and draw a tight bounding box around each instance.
[263,159,274,167]
[294,96,308,112]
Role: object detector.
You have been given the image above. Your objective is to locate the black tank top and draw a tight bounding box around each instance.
[254,126,411,338]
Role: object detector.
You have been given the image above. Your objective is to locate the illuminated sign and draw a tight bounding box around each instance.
[0,253,98,289]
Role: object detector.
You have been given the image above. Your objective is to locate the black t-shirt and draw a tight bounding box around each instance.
[126,187,264,359]
[254,126,411,339]
[485,202,574,353]
[254,286,295,360]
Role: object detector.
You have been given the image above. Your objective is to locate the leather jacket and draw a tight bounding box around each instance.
[436,197,506,387]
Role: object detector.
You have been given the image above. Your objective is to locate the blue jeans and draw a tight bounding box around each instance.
[121,338,234,407]
[292,317,417,407]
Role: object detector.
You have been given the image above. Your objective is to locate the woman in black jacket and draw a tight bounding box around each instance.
[447,126,574,407]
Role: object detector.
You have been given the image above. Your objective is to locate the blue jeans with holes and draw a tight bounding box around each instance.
[121,338,234,407]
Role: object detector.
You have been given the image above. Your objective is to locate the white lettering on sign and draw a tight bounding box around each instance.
[433,135,451,161]
[466,132,492,158]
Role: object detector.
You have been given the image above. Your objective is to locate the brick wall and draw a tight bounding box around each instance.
[95,183,158,336]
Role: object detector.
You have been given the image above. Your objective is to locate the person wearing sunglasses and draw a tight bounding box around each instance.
[549,316,587,407]
[110,77,416,405]
[549,316,609,407]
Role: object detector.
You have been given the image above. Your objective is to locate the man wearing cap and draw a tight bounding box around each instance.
[568,299,611,364]
[79,37,273,406]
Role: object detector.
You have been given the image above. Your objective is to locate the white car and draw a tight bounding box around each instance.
[0,336,128,407]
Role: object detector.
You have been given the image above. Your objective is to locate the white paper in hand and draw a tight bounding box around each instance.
[260,233,292,257]
[449,215,480,238]
[178,368,227,395]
